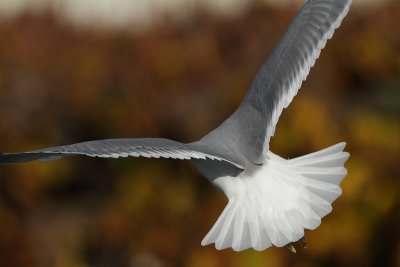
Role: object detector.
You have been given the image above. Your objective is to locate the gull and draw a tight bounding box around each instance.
[0,0,351,252]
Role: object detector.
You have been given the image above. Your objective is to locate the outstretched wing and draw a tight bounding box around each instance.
[200,0,351,164]
[0,138,244,169]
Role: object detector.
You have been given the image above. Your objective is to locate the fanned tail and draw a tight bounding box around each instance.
[201,142,350,251]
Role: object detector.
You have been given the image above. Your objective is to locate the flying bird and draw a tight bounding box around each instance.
[0,0,351,252]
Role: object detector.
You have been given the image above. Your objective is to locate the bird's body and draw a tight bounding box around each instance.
[193,143,348,251]
[0,0,352,252]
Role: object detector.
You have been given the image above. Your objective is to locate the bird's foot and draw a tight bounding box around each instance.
[300,236,307,249]
[286,244,297,253]
[286,235,307,253]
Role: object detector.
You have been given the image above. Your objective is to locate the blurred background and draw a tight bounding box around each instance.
[0,0,399,266]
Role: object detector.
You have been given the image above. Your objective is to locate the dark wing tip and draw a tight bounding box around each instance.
[0,152,52,165]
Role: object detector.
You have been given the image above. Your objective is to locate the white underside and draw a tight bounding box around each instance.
[201,142,349,251]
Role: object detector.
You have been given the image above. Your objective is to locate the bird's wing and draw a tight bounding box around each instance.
[0,138,244,169]
[201,0,351,164]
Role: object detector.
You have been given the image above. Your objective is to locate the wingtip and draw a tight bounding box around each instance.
[0,152,44,165]
[0,153,16,165]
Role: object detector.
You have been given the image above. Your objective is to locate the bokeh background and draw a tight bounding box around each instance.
[0,0,399,266]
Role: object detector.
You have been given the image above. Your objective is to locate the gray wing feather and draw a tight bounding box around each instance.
[0,138,244,169]
[200,0,351,164]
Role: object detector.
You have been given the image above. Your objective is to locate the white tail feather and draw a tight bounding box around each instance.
[201,143,349,251]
